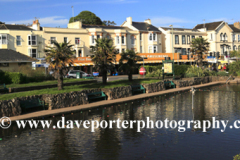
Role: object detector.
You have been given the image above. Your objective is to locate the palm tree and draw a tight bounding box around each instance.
[190,37,209,67]
[91,38,116,84]
[45,41,75,90]
[119,50,141,81]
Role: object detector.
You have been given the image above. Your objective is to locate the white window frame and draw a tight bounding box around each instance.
[116,36,120,45]
[238,35,240,42]
[0,34,8,45]
[149,33,153,41]
[28,35,37,46]
[75,38,80,45]
[50,37,56,44]
[131,35,135,45]
[182,35,186,44]
[121,35,125,45]
[28,48,37,58]
[91,35,95,45]
[153,46,158,53]
[233,34,235,42]
[64,37,68,43]
[16,36,21,46]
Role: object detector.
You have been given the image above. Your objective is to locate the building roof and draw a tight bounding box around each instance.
[132,22,160,32]
[82,24,131,30]
[0,49,38,63]
[0,24,33,30]
[193,21,223,30]
[229,25,240,32]
[160,27,199,32]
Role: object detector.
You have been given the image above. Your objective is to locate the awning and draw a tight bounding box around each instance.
[219,60,228,64]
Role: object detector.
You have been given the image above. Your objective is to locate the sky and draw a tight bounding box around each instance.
[0,0,239,29]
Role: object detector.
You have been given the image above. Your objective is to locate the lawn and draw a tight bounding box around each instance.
[1,79,161,101]
[6,78,94,88]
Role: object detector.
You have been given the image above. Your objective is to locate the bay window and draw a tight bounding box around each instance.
[28,35,37,45]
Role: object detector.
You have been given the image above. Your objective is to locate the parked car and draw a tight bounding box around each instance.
[67,70,91,78]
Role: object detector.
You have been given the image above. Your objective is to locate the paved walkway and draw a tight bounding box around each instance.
[6,81,225,122]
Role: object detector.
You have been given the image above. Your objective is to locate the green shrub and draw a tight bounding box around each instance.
[185,73,197,78]
[174,64,191,76]
[228,61,240,76]
[233,154,240,160]
[217,71,228,76]
[5,72,23,84]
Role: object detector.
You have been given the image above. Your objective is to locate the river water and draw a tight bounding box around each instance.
[1,84,240,160]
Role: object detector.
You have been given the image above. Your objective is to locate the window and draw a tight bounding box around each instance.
[233,34,235,42]
[116,36,120,45]
[223,33,227,41]
[28,49,37,58]
[50,37,56,44]
[187,35,190,44]
[211,34,213,41]
[199,36,202,38]
[149,33,152,40]
[0,63,9,67]
[28,35,36,45]
[131,36,135,45]
[182,35,186,44]
[16,36,21,46]
[175,35,179,44]
[92,35,94,44]
[0,35,7,44]
[64,37,68,43]
[140,46,142,53]
[75,38,80,44]
[121,36,124,44]
[220,33,223,41]
[97,35,100,39]
[182,48,186,55]
[122,49,125,53]
[78,50,82,57]
[106,35,110,39]
[153,33,156,41]
[234,45,237,51]
[238,35,240,42]
[192,35,195,40]
[153,46,157,53]
[140,33,142,41]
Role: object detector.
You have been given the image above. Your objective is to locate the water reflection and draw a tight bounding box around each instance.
[1,84,240,159]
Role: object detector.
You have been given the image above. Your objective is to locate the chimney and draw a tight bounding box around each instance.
[234,22,240,29]
[126,17,132,25]
[144,19,151,25]
[68,21,82,29]
[31,19,40,30]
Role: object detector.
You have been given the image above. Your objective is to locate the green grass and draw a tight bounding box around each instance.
[6,78,93,88]
[1,79,161,101]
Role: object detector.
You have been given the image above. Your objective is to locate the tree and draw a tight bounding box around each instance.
[190,37,209,67]
[102,20,116,26]
[91,38,116,84]
[0,21,4,24]
[69,11,103,25]
[119,50,141,81]
[45,41,75,90]
[230,50,240,60]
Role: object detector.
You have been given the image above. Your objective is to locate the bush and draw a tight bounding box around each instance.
[185,73,197,78]
[228,61,240,76]
[233,154,240,160]
[217,71,228,76]
[174,64,191,76]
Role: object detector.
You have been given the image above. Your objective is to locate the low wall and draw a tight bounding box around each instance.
[102,86,132,100]
[0,76,231,117]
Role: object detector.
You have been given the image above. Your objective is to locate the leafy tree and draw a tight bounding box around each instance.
[69,11,103,25]
[230,50,240,60]
[102,20,116,26]
[45,41,75,90]
[190,38,209,67]
[91,38,116,84]
[119,50,141,81]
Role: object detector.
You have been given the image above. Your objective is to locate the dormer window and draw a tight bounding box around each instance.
[0,34,8,45]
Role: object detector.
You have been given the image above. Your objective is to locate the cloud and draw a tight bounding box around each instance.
[151,17,191,27]
[5,16,69,26]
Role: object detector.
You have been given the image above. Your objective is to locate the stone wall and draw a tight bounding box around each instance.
[142,82,165,93]
[102,86,132,100]
[42,89,101,110]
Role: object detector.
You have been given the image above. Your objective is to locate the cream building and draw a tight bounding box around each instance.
[159,21,240,56]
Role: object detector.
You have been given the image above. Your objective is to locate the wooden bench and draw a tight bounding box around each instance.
[131,85,145,95]
[0,84,8,93]
[87,91,107,102]
[164,81,176,89]
[20,98,45,112]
